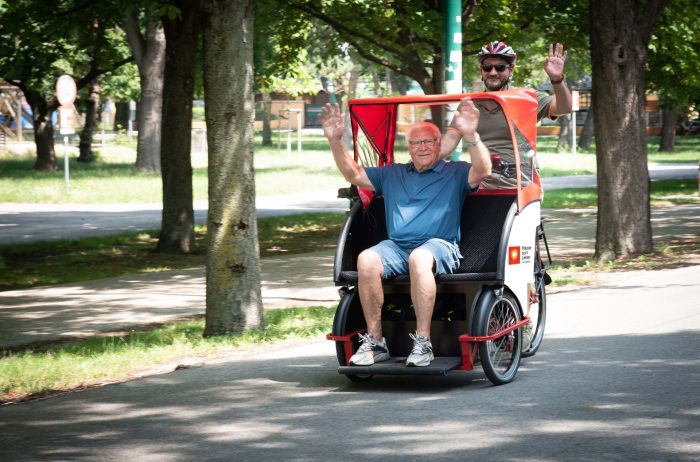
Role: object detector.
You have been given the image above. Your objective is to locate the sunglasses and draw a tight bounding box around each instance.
[481,63,510,72]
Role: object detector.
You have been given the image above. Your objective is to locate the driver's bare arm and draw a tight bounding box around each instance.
[544,43,572,116]
[320,103,374,190]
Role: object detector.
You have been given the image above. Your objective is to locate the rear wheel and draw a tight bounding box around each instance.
[522,248,547,358]
[332,289,373,382]
[476,291,522,385]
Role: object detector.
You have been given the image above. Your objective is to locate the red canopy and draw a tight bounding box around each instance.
[347,90,541,210]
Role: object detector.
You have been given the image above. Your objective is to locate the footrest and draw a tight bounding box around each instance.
[338,356,462,377]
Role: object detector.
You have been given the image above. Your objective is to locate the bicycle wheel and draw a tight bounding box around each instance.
[475,291,522,385]
[522,248,547,358]
[332,289,373,382]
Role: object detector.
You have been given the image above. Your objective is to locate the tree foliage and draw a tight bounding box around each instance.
[0,0,132,169]
[647,0,700,114]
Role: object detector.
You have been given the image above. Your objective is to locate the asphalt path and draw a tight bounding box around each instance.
[1,265,698,461]
[0,164,696,245]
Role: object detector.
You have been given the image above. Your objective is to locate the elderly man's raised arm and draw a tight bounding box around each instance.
[441,98,491,188]
[320,103,374,190]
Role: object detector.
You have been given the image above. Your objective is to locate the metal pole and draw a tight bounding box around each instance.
[296,110,302,155]
[64,136,70,191]
[327,79,337,104]
[16,92,23,143]
[443,0,462,160]
[286,107,292,155]
[571,111,577,155]
[277,110,281,155]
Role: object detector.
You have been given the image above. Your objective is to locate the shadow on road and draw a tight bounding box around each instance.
[1,331,698,461]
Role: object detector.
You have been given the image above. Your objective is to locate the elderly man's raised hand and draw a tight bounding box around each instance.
[320,103,345,141]
[451,97,480,139]
[544,43,567,82]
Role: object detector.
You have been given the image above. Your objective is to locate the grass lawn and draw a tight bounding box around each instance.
[1,133,698,203]
[0,306,334,404]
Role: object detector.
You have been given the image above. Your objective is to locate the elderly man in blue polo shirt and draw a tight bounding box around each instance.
[321,99,491,367]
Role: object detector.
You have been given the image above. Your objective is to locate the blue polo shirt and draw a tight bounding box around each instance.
[364,160,473,249]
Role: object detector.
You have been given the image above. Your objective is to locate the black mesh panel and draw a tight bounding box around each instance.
[457,195,515,273]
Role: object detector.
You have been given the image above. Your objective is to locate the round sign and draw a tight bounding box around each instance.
[56,75,77,106]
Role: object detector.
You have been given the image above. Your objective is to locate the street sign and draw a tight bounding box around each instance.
[572,90,580,112]
[58,106,76,135]
[56,75,77,107]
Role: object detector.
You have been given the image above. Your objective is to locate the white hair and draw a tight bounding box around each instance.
[405,122,440,142]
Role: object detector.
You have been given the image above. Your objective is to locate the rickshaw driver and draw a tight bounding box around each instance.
[320,100,491,367]
[440,42,573,182]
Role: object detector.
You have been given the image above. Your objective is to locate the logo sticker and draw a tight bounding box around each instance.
[508,246,521,265]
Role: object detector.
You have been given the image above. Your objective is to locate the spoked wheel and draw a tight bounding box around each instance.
[522,248,547,358]
[476,291,522,385]
[332,289,373,382]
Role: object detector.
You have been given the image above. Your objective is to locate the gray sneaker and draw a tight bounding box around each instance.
[349,333,390,366]
[406,332,434,367]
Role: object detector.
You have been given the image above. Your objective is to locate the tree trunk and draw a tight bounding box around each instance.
[579,104,594,149]
[24,90,57,171]
[342,70,358,149]
[124,9,166,173]
[262,92,272,146]
[385,67,393,95]
[590,0,667,261]
[78,80,100,162]
[370,63,382,96]
[659,106,677,152]
[156,0,200,254]
[202,0,262,335]
[556,114,571,152]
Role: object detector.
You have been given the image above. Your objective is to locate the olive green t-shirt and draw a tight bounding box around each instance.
[467,89,554,189]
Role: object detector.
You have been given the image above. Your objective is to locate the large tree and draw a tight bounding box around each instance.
[590,0,668,261]
[202,0,262,335]
[123,4,166,172]
[156,0,201,253]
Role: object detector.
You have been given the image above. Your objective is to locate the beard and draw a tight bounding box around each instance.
[482,74,510,91]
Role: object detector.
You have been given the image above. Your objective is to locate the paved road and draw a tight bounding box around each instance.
[1,265,698,461]
[0,193,351,245]
[0,164,696,245]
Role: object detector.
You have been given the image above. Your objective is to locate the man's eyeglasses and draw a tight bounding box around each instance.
[408,139,437,147]
[481,63,510,73]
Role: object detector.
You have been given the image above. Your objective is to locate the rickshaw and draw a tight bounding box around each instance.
[326,89,552,386]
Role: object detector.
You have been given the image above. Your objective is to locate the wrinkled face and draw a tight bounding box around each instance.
[407,125,441,172]
[480,57,513,91]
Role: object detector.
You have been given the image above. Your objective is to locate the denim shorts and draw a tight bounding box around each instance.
[369,238,462,279]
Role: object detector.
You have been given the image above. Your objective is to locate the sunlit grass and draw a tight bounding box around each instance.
[3,133,697,203]
[0,306,334,403]
[542,179,698,209]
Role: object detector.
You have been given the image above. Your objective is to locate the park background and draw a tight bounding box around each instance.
[0,0,699,404]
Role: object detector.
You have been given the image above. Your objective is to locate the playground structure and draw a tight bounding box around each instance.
[0,85,33,148]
